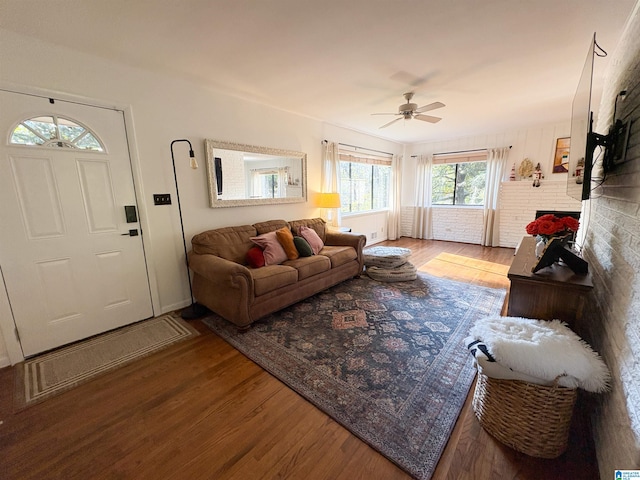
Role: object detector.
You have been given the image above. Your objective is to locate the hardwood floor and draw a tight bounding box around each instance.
[0,239,599,479]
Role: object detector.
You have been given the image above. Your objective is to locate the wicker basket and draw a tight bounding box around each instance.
[472,373,578,458]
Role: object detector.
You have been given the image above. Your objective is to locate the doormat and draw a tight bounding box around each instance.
[15,313,199,409]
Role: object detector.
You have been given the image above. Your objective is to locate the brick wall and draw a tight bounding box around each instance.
[401,206,414,238]
[498,180,582,247]
[399,206,483,243]
[580,5,640,475]
[432,207,484,243]
[218,150,246,200]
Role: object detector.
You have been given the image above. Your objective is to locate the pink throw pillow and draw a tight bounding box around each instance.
[250,231,288,265]
[299,225,324,255]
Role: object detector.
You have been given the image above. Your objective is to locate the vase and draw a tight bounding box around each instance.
[535,236,548,258]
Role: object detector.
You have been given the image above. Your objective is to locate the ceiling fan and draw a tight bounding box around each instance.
[372,92,445,129]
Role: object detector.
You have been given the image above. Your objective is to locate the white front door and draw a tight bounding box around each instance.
[0,90,153,356]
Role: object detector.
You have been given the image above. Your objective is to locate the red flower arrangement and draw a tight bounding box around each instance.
[525,214,580,238]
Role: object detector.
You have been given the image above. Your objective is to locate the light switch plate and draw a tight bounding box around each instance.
[153,194,171,205]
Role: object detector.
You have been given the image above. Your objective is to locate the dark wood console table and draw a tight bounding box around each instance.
[507,236,593,329]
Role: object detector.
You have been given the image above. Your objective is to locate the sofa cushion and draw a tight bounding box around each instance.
[246,246,265,268]
[299,225,324,255]
[250,265,298,296]
[284,255,331,280]
[293,236,313,257]
[253,219,289,235]
[251,231,288,266]
[191,225,257,264]
[289,218,327,242]
[276,227,299,260]
[320,245,357,268]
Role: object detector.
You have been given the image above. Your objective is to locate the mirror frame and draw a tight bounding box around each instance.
[205,139,307,208]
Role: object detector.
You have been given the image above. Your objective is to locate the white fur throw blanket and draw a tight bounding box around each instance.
[466,316,610,393]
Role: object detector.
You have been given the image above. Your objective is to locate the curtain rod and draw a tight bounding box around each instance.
[323,140,393,157]
[411,145,511,158]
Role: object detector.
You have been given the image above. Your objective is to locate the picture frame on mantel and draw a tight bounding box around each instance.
[553,137,570,173]
[532,236,588,275]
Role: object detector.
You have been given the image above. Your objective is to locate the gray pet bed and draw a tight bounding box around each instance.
[363,246,412,269]
[366,262,417,282]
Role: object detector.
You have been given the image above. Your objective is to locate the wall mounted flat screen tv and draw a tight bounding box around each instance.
[567,33,597,201]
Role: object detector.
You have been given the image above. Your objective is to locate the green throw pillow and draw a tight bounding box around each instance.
[293,236,313,257]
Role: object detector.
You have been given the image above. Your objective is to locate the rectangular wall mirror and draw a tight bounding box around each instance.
[205,139,307,208]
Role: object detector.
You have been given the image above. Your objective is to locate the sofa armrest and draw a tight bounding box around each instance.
[325,232,367,274]
[189,253,254,293]
[325,231,366,249]
[188,252,255,325]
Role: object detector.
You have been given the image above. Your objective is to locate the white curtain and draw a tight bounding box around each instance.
[481,147,510,246]
[250,170,260,197]
[321,141,341,227]
[411,154,434,239]
[278,167,288,197]
[387,154,403,240]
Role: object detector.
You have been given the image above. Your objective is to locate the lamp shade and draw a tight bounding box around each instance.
[316,192,341,208]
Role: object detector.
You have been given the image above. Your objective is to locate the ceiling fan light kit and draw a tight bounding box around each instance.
[373,92,445,129]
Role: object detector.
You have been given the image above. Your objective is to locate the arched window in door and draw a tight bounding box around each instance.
[10,115,105,151]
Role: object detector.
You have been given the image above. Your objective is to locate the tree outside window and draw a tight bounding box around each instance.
[432,161,486,205]
[339,161,390,213]
[10,115,104,151]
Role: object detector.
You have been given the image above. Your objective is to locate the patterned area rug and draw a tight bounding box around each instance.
[203,272,506,479]
[15,314,199,409]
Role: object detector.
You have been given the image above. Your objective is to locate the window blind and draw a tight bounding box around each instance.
[433,150,487,164]
[338,152,392,166]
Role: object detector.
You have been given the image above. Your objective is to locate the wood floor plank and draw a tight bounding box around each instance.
[0,238,598,480]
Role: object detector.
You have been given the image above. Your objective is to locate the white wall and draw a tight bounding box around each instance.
[341,211,389,245]
[404,121,572,203]
[0,29,402,364]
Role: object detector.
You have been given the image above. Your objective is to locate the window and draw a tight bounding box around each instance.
[257,172,279,198]
[431,152,487,206]
[339,150,391,213]
[250,167,288,198]
[10,115,104,151]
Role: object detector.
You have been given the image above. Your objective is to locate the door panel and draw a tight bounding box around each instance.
[77,159,119,233]
[96,250,130,308]
[10,154,65,238]
[0,90,153,356]
[37,257,81,322]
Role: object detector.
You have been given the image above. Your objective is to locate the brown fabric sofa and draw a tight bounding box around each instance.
[188,218,366,329]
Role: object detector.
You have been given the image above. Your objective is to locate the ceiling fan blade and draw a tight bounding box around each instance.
[371,112,399,116]
[415,101,445,113]
[415,114,442,124]
[379,117,403,129]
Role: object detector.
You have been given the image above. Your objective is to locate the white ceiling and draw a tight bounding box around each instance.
[1,0,636,144]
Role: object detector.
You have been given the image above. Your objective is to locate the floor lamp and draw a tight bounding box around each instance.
[170,139,206,320]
